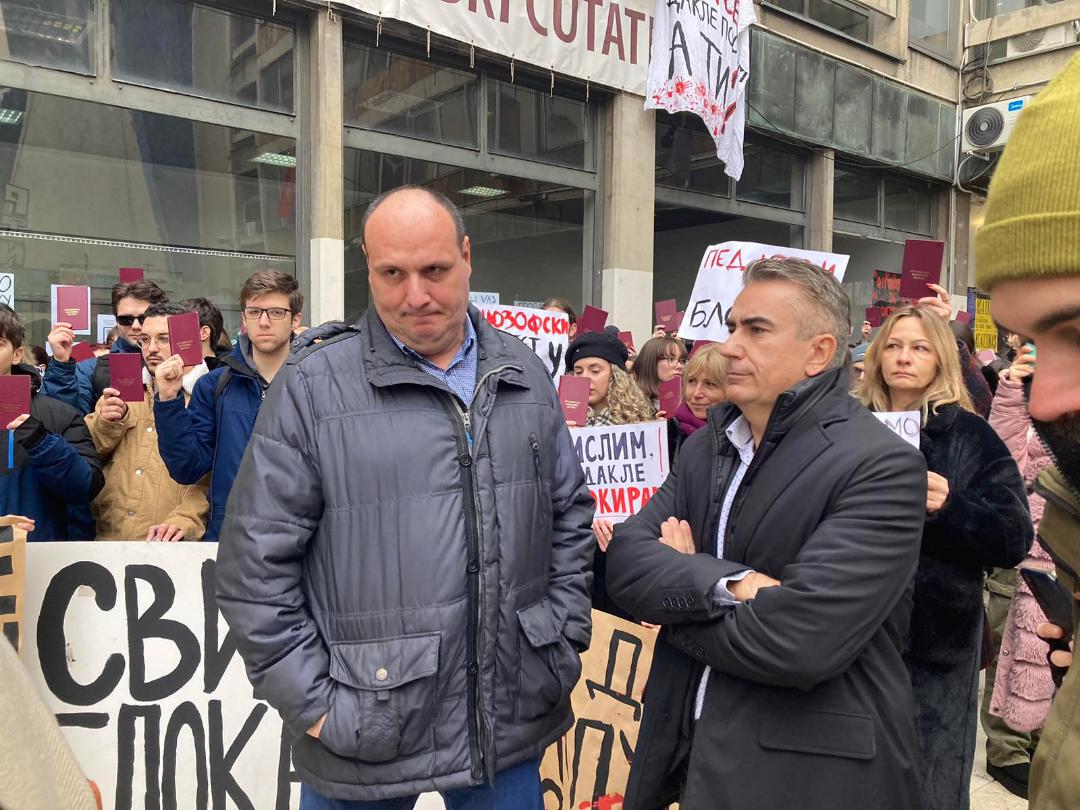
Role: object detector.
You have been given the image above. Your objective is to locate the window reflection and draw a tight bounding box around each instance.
[0,0,94,74]
[487,78,589,169]
[111,0,294,113]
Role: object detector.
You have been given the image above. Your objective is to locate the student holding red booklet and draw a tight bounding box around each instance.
[0,306,103,540]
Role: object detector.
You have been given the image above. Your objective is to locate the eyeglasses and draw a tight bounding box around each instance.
[661,356,687,366]
[243,307,292,321]
[116,314,148,327]
[135,335,172,349]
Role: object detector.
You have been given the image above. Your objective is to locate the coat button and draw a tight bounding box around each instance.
[135,469,142,476]
[467,662,479,675]
[472,766,484,780]
[146,426,153,433]
[467,560,480,574]
[375,667,389,682]
[459,453,472,467]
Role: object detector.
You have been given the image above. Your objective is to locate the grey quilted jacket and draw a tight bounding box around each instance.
[216,306,595,801]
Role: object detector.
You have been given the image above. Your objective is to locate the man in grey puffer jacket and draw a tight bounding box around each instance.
[216,186,595,808]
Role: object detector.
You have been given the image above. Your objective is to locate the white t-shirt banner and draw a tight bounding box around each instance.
[678,241,850,343]
[873,411,922,449]
[22,543,302,810]
[645,0,756,179]
[570,422,670,522]
[481,304,570,380]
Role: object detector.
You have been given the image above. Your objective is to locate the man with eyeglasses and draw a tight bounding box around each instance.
[86,302,209,542]
[44,279,168,415]
[154,271,302,541]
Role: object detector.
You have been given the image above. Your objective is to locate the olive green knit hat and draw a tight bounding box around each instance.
[975,51,1080,291]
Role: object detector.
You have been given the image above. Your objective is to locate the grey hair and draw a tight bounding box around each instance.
[744,257,852,369]
[360,185,467,247]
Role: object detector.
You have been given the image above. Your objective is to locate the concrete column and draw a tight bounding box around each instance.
[303,8,344,325]
[807,148,834,252]
[602,93,655,349]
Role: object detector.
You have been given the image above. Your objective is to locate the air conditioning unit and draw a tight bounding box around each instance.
[961,97,1033,153]
[1006,22,1079,59]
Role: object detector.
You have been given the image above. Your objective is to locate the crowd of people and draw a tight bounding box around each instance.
[4,47,1079,810]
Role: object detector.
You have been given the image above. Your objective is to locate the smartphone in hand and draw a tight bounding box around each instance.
[1019,567,1074,688]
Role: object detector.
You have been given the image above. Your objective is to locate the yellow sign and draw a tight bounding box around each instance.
[974,297,998,353]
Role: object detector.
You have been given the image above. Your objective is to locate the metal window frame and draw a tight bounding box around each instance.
[834,165,937,238]
[0,0,306,291]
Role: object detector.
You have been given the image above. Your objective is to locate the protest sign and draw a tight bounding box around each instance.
[0,271,12,308]
[679,242,849,342]
[22,543,301,810]
[645,0,756,179]
[468,291,500,306]
[481,304,570,380]
[872,270,903,322]
[974,296,999,353]
[0,521,26,651]
[541,610,656,810]
[873,411,921,449]
[570,422,669,522]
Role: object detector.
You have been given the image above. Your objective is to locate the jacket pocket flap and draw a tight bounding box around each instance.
[517,598,561,648]
[759,710,875,761]
[329,632,440,691]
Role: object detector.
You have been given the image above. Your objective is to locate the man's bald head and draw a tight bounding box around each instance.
[360,186,466,250]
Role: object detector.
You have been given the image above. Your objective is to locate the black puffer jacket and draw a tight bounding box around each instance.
[216,306,595,801]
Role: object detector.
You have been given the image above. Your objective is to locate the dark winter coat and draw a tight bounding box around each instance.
[216,306,596,801]
[903,404,1031,809]
[154,338,267,541]
[605,369,927,810]
[0,364,104,540]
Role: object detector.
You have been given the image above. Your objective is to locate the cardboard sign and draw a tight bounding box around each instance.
[577,306,609,336]
[21,543,302,810]
[873,411,921,449]
[480,304,570,380]
[679,242,849,343]
[168,312,203,366]
[109,354,145,402]
[0,374,30,427]
[118,268,145,284]
[570,422,670,522]
[657,378,681,416]
[0,522,26,650]
[70,342,96,363]
[866,307,883,328]
[559,375,591,426]
[540,610,656,810]
[654,299,677,331]
[899,239,945,300]
[52,285,92,334]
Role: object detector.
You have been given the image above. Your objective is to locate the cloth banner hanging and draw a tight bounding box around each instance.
[645,0,756,180]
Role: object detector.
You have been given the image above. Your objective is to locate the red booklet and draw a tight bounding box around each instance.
[954,310,972,325]
[671,311,685,333]
[168,312,203,366]
[654,299,677,331]
[689,339,715,358]
[0,375,31,428]
[618,331,635,353]
[118,267,145,284]
[658,378,682,416]
[54,285,91,333]
[558,376,591,426]
[577,305,608,335]
[899,239,945,300]
[109,353,145,402]
[70,342,95,362]
[865,307,883,328]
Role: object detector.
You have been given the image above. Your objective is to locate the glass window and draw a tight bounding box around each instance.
[834,165,879,224]
[343,148,589,320]
[487,78,589,169]
[655,112,731,196]
[653,203,803,305]
[343,43,479,148]
[974,0,1040,20]
[736,138,806,211]
[765,0,871,43]
[111,0,295,113]
[0,0,94,74]
[884,177,933,234]
[910,0,960,60]
[0,87,295,347]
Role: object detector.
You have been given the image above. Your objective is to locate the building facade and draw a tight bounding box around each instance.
[0,0,1072,349]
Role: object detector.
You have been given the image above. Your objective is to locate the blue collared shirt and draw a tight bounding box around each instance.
[388,317,479,408]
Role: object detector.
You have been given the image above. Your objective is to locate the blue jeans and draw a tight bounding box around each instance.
[298,759,543,810]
